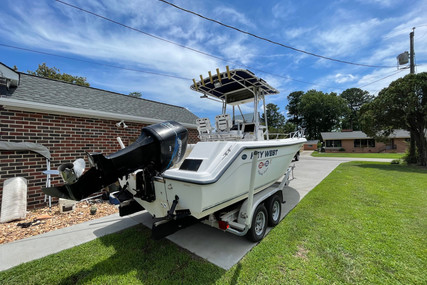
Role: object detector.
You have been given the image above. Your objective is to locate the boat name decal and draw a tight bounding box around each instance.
[250,149,278,159]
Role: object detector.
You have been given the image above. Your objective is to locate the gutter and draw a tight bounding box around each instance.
[0,98,198,129]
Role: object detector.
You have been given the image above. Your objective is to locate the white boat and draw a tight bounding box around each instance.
[44,68,306,241]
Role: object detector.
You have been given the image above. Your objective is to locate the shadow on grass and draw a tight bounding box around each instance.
[230,263,242,285]
[58,225,225,285]
[352,162,427,174]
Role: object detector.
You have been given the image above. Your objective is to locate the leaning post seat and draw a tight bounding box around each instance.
[196,118,214,141]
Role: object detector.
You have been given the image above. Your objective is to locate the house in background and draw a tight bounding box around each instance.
[321,130,410,153]
[0,62,199,209]
[303,140,319,151]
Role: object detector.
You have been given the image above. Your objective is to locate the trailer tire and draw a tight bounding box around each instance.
[247,203,267,242]
[266,194,281,226]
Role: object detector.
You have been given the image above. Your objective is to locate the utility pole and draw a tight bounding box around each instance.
[410,27,415,74]
[408,27,416,163]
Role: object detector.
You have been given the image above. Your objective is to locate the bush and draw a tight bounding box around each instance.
[391,159,401,164]
[339,148,346,152]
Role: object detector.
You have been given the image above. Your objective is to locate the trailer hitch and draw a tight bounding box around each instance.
[151,195,194,239]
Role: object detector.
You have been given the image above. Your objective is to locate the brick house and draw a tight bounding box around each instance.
[321,130,410,153]
[0,63,199,209]
[303,140,319,151]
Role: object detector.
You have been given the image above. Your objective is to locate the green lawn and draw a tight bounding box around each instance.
[311,151,405,159]
[1,162,425,284]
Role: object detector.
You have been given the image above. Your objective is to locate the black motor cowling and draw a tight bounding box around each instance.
[43,121,188,200]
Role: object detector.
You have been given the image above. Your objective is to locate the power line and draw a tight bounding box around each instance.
[358,69,405,88]
[53,0,335,89]
[5,42,403,96]
[158,0,395,69]
[1,42,335,90]
[0,43,191,80]
[55,0,227,63]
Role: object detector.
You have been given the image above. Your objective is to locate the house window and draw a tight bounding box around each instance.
[386,139,397,150]
[326,140,342,147]
[354,139,375,148]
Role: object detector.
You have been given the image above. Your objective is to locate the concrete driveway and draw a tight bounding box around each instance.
[131,152,385,269]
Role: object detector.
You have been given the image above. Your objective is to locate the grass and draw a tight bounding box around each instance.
[0,162,425,284]
[311,151,405,159]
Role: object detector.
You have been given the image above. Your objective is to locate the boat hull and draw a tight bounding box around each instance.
[156,138,305,219]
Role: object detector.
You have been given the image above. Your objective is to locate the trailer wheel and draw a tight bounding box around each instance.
[266,194,281,226]
[247,203,267,242]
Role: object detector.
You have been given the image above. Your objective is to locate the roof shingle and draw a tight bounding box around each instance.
[1,72,198,126]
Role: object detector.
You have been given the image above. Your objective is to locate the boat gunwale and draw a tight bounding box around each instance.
[162,138,305,185]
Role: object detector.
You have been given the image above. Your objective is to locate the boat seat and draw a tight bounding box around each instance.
[215,114,232,132]
[215,114,242,140]
[196,118,214,141]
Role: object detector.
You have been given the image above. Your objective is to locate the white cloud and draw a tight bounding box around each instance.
[283,27,314,39]
[313,18,382,57]
[271,1,297,20]
[213,6,254,28]
[335,73,357,83]
[356,0,397,8]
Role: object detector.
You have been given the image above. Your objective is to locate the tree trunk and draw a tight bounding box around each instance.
[415,128,427,167]
[408,130,418,164]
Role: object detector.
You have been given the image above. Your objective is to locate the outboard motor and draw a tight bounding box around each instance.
[43,121,188,201]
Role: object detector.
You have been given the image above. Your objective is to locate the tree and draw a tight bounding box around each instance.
[283,121,296,134]
[286,91,304,126]
[28,63,90,87]
[360,72,427,166]
[261,103,286,132]
[128,92,142,98]
[340,88,373,130]
[298,90,348,140]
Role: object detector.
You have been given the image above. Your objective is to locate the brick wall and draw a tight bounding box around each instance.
[0,106,199,210]
[303,143,317,151]
[325,138,408,153]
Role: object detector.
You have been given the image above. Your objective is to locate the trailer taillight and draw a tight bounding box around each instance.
[218,221,229,230]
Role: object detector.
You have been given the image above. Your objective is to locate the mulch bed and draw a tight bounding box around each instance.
[0,200,118,245]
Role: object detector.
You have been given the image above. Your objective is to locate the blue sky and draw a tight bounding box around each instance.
[1,0,426,122]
